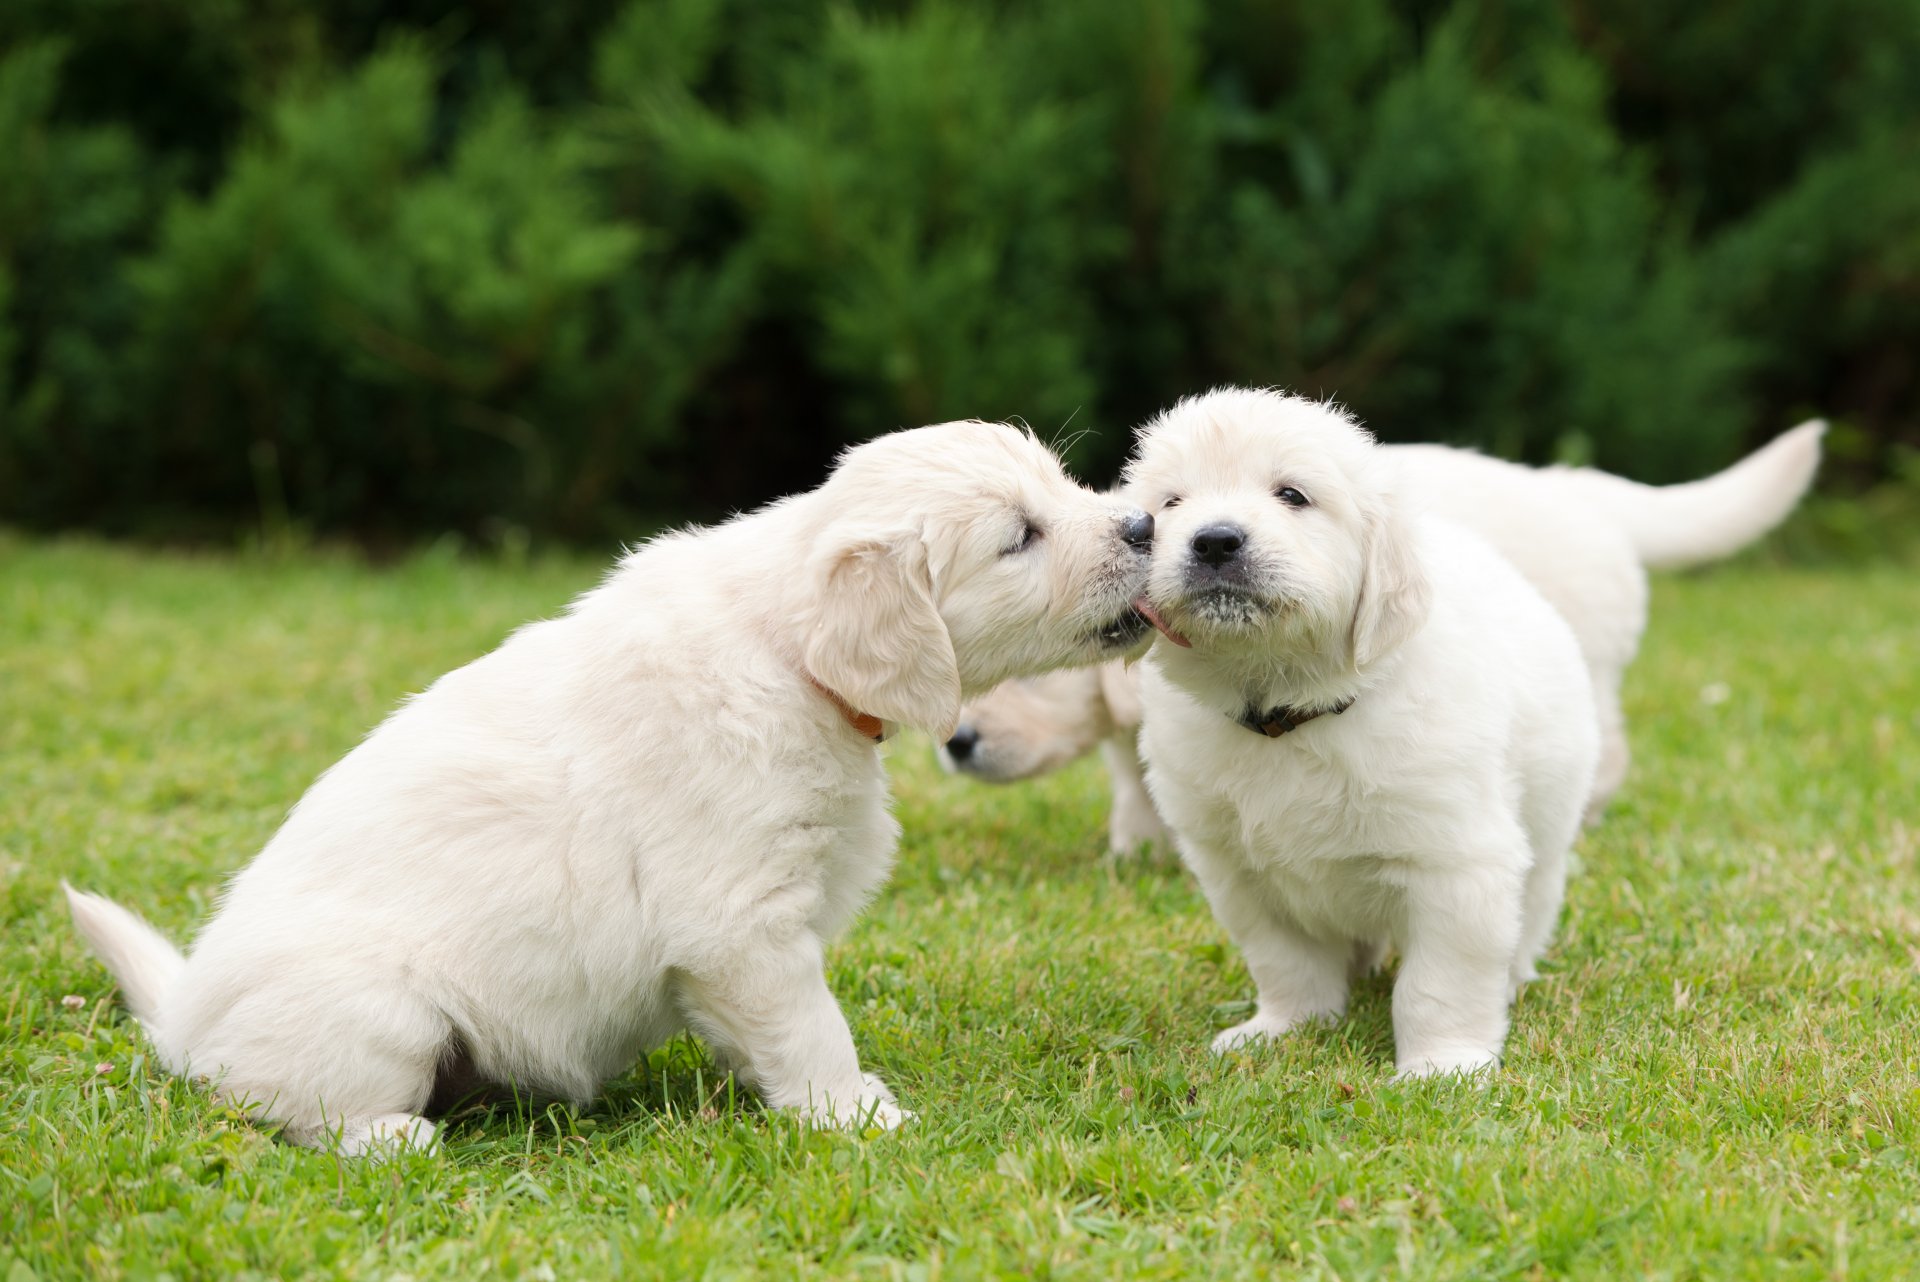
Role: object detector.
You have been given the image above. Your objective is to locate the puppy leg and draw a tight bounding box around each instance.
[1392,862,1525,1079]
[181,981,449,1156]
[1101,734,1169,859]
[1510,842,1569,1000]
[1586,672,1629,825]
[1199,862,1350,1052]
[677,932,907,1130]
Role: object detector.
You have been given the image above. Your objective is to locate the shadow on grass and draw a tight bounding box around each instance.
[433,1034,763,1154]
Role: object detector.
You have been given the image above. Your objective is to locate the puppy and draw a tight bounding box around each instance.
[1127,388,1598,1077]
[66,422,1159,1154]
[939,663,1168,856]
[940,423,1823,833]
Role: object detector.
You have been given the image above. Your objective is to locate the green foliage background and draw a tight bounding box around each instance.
[1,0,1916,542]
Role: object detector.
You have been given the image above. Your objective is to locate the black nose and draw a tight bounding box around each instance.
[945,726,979,761]
[1190,523,1245,567]
[1119,509,1154,550]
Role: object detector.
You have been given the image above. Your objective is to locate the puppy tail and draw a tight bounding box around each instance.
[62,882,185,1031]
[1565,420,1826,570]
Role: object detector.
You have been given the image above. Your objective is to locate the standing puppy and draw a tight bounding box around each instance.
[938,421,1823,836]
[1127,389,1597,1077]
[66,422,1158,1154]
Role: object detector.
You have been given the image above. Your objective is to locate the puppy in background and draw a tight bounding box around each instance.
[939,663,1168,856]
[1127,388,1597,1077]
[67,422,1159,1154]
[939,421,1824,842]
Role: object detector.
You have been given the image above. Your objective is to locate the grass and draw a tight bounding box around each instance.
[3,530,1917,1280]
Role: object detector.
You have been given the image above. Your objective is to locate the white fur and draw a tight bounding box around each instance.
[941,421,1823,833]
[1545,419,1826,570]
[66,421,1156,1155]
[1126,388,1598,1077]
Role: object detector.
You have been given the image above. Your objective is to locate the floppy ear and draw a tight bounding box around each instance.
[1349,496,1432,668]
[803,529,962,738]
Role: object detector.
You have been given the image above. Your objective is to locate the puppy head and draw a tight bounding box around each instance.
[803,422,1155,737]
[937,667,1108,781]
[1122,388,1430,669]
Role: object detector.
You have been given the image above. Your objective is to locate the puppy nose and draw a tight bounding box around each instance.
[945,726,979,761]
[1119,509,1154,550]
[1190,523,1245,567]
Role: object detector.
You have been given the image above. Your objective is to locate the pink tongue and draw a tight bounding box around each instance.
[1132,596,1191,648]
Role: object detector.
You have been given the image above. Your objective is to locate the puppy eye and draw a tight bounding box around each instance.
[1162,495,1183,510]
[1275,486,1309,509]
[1004,521,1042,555]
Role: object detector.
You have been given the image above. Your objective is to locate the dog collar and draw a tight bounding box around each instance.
[1235,696,1355,738]
[806,676,887,743]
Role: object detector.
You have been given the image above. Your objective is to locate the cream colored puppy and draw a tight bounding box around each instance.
[938,664,1169,855]
[1127,388,1597,1077]
[940,422,1823,834]
[66,422,1159,1155]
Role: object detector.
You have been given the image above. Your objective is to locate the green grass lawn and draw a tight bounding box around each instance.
[3,532,1917,1280]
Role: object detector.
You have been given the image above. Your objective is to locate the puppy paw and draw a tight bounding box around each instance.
[855,1073,915,1130]
[327,1112,440,1158]
[1393,1049,1501,1082]
[1210,1013,1307,1054]
[857,1097,914,1131]
[804,1076,913,1132]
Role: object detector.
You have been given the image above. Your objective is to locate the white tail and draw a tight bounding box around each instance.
[63,882,186,1031]
[1556,421,1826,569]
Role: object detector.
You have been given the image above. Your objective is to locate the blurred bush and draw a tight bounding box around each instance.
[1,0,1914,542]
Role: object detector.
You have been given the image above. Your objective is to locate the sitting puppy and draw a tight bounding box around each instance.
[939,422,1824,839]
[66,422,1159,1154]
[1127,388,1597,1077]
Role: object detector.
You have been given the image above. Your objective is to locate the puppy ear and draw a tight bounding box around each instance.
[803,529,962,738]
[1349,496,1432,668]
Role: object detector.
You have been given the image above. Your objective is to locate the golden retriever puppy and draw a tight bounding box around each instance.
[66,422,1158,1154]
[1127,388,1596,1077]
[938,663,1167,855]
[940,422,1824,838]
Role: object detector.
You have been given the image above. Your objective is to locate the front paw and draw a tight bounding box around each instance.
[1393,1048,1501,1081]
[1211,1012,1311,1054]
[855,1096,913,1131]
[804,1075,913,1131]
[856,1072,915,1128]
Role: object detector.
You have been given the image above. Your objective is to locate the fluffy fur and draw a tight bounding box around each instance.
[939,420,1824,836]
[66,421,1157,1155]
[1126,388,1598,1076]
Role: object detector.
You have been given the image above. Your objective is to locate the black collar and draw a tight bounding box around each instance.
[1234,696,1355,738]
